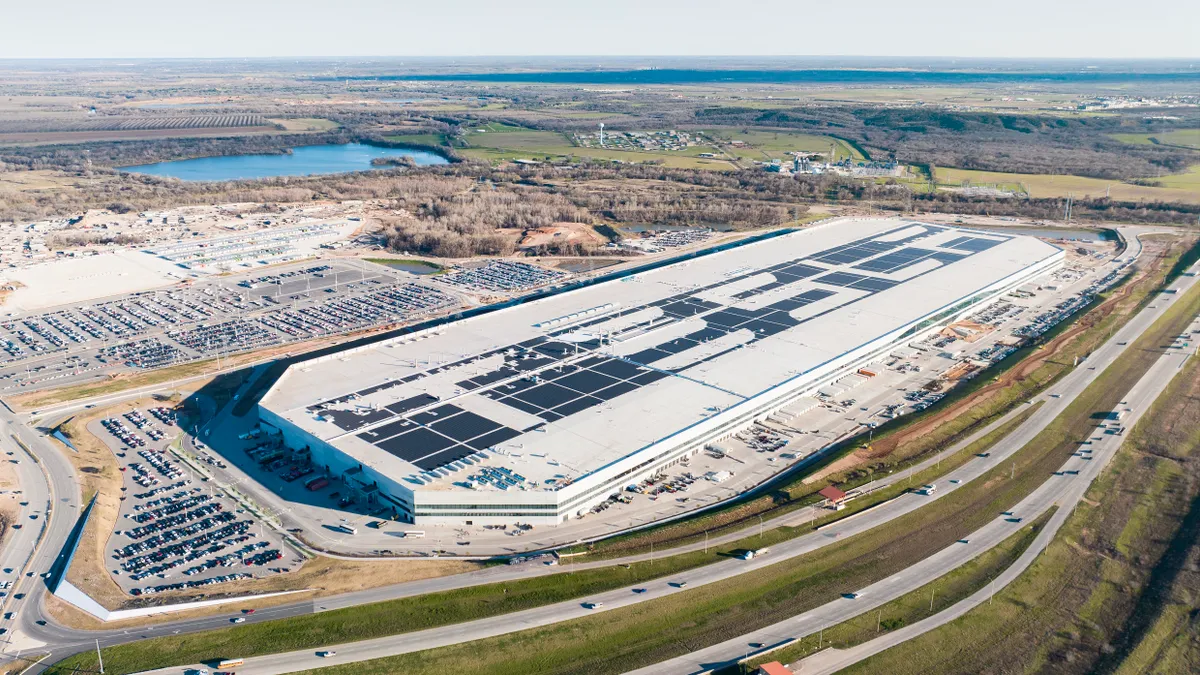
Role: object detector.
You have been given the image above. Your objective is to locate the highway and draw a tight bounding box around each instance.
[119,238,1195,675]
[633,280,1199,674]
[0,228,1176,674]
[790,310,1198,674]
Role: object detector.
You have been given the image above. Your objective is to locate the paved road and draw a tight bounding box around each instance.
[0,405,84,663]
[125,237,1190,675]
[0,228,1159,672]
[789,302,1199,675]
[631,260,1200,674]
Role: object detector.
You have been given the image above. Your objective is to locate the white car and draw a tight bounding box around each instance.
[583,601,604,609]
[231,617,245,623]
[317,651,337,658]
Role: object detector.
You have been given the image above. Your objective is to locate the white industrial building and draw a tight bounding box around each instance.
[259,218,1063,525]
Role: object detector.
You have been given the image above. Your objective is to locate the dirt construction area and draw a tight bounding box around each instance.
[518,222,607,249]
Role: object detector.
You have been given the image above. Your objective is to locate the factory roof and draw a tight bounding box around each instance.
[261,218,1060,492]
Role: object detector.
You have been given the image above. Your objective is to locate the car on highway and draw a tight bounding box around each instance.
[632,588,647,594]
[244,608,256,614]
[317,651,337,658]
[845,592,865,600]
[583,601,604,609]
[231,617,245,623]
[670,581,688,588]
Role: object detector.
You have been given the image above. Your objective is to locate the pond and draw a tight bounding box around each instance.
[120,143,449,181]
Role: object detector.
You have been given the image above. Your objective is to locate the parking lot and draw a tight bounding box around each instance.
[0,259,465,393]
[90,407,297,596]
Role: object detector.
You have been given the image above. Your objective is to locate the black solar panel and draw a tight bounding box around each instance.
[816,271,871,287]
[377,427,456,462]
[431,411,504,442]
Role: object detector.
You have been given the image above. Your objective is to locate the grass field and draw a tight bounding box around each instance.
[266,118,340,132]
[459,124,737,169]
[60,273,1195,675]
[738,510,1054,673]
[49,236,1196,675]
[1110,128,1200,150]
[0,169,115,193]
[933,164,1200,204]
[837,296,1200,675]
[700,127,865,162]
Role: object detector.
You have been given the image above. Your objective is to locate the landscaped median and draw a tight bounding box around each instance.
[734,510,1055,674]
[42,396,1043,675]
[834,324,1200,675]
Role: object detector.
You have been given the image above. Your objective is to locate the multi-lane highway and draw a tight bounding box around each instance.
[0,228,1186,675]
[120,238,1195,675]
[636,274,1200,674]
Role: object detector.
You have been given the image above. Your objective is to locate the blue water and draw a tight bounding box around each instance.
[120,143,449,181]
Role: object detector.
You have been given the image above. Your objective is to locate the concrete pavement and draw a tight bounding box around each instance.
[789,301,1198,675]
[127,236,1191,675]
[630,258,1200,674]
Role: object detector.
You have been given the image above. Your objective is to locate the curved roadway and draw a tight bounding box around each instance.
[0,228,1178,675]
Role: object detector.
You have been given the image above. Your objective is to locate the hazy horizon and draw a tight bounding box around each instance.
[7,0,1198,60]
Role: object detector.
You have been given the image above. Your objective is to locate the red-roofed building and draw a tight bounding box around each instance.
[757,662,793,675]
[818,485,847,505]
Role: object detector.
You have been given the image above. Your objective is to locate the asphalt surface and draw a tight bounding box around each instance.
[635,263,1200,674]
[0,227,1166,674]
[790,303,1199,674]
[123,236,1190,675]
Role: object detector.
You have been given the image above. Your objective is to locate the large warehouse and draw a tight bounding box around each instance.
[259,218,1063,525]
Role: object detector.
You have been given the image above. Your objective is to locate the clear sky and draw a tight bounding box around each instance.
[5,0,1198,60]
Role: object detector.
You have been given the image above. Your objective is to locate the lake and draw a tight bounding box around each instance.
[120,143,449,181]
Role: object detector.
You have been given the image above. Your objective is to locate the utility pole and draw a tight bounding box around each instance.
[96,639,104,674]
[930,588,936,612]
[758,514,763,540]
[704,530,709,554]
[877,608,882,632]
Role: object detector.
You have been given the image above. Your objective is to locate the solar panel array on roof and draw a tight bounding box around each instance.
[308,223,1019,473]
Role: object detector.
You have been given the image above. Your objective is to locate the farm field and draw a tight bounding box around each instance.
[933,165,1200,204]
[1110,128,1200,149]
